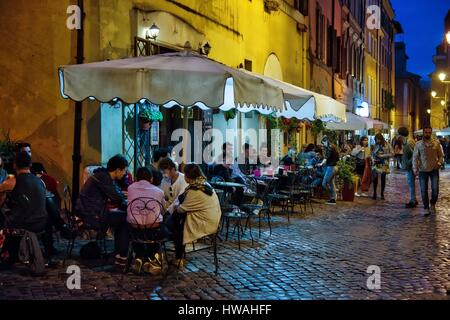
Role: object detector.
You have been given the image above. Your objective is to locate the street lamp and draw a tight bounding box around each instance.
[431,91,437,98]
[446,31,450,45]
[439,72,447,82]
[427,109,431,114]
[146,23,160,41]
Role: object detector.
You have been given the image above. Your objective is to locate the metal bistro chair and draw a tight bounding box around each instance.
[213,177,253,250]
[123,197,170,274]
[241,176,273,237]
[292,170,315,215]
[268,173,298,222]
[62,186,109,266]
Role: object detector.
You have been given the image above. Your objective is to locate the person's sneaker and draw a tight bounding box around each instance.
[172,258,186,269]
[143,259,162,275]
[325,199,337,205]
[153,253,162,266]
[132,258,143,274]
[355,192,361,197]
[114,255,127,266]
[423,208,431,217]
[361,192,369,197]
[430,204,437,215]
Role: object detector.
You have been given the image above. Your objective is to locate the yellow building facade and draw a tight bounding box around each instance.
[0,0,309,186]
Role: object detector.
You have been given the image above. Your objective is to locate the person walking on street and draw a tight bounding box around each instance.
[351,136,371,197]
[413,126,445,216]
[320,136,340,205]
[394,138,403,170]
[398,127,418,208]
[371,133,394,200]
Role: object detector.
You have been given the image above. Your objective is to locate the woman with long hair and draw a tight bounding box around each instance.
[169,163,221,268]
[351,136,371,196]
[371,133,394,200]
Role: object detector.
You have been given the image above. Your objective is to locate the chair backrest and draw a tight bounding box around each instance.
[127,197,164,228]
[210,176,225,183]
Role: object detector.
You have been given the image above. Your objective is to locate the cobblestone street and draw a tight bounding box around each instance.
[1,170,450,300]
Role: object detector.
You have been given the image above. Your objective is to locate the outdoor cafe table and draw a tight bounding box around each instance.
[209,181,246,189]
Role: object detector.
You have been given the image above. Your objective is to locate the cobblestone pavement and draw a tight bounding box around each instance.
[1,170,450,300]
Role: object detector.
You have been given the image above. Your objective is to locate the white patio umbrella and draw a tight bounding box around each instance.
[240,70,347,123]
[326,112,374,130]
[59,50,286,113]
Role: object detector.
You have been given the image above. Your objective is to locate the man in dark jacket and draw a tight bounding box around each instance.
[0,152,47,267]
[75,155,129,264]
[398,127,418,208]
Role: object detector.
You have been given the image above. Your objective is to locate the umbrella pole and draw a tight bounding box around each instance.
[71,0,84,204]
[182,107,189,164]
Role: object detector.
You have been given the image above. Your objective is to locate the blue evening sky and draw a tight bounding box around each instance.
[391,0,449,80]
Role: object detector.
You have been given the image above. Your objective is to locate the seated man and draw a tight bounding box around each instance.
[168,163,221,268]
[74,155,129,266]
[159,158,188,213]
[0,152,48,267]
[127,167,166,275]
[212,143,245,205]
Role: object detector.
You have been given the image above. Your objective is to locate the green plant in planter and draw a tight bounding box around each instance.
[0,130,18,166]
[337,158,357,187]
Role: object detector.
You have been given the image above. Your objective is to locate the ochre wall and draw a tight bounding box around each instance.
[0,0,307,188]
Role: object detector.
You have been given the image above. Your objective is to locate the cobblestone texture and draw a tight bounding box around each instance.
[1,171,450,300]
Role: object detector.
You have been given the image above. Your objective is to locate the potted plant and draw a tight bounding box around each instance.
[0,130,18,173]
[337,157,357,202]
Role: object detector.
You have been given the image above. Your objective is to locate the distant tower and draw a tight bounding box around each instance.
[445,9,450,33]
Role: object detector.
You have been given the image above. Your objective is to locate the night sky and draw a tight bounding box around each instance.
[391,0,449,80]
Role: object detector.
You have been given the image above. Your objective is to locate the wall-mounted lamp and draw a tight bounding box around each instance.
[441,100,446,107]
[431,91,437,98]
[439,72,447,82]
[146,23,160,41]
[427,109,431,114]
[199,41,212,56]
[446,31,450,45]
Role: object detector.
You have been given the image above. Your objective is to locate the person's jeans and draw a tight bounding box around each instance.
[322,166,336,200]
[106,211,129,257]
[405,170,417,204]
[419,170,440,209]
[165,211,187,259]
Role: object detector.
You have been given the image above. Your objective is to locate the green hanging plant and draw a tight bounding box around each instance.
[383,92,395,111]
[138,109,163,122]
[310,119,326,144]
[262,112,280,129]
[224,109,237,122]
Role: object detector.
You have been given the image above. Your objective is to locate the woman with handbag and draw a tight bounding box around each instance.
[371,133,394,200]
[351,136,371,197]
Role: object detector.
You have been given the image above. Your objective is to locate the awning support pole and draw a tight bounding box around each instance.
[72,0,85,205]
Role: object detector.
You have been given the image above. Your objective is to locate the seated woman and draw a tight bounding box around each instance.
[127,167,166,275]
[169,163,222,268]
